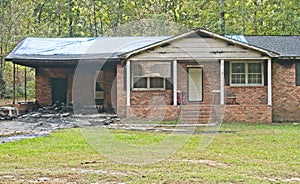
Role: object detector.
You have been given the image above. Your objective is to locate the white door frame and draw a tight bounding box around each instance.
[187,66,203,102]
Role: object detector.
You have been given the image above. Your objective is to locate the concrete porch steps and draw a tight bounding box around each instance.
[179,105,212,124]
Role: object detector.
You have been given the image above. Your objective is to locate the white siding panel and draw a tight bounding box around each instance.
[130,37,264,60]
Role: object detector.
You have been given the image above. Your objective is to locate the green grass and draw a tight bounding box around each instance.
[0,123,299,183]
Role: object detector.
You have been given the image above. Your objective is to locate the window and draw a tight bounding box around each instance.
[248,63,262,84]
[230,62,263,86]
[296,63,300,86]
[133,77,147,88]
[95,71,104,100]
[131,61,171,90]
[231,63,245,84]
[150,77,164,88]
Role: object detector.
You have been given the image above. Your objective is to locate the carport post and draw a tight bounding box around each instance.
[13,63,16,104]
[24,67,27,102]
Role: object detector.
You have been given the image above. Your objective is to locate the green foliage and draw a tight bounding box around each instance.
[3,62,35,100]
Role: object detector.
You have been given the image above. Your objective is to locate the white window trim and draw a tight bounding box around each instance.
[229,61,264,86]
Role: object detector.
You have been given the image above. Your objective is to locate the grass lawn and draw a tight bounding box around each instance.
[0,123,299,183]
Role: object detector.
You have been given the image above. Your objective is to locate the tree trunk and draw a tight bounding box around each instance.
[220,0,225,35]
[69,0,74,37]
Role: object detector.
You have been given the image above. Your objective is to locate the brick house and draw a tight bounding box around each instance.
[5,29,300,123]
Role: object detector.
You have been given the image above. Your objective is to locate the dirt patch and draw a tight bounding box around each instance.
[172,159,228,167]
[71,168,137,176]
[264,177,300,182]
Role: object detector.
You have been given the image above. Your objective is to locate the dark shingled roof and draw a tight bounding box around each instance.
[245,36,300,57]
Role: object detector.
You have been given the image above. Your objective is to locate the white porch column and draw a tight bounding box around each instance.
[220,59,225,105]
[173,60,177,106]
[126,60,131,106]
[267,58,272,105]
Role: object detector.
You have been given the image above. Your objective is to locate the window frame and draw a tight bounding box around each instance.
[132,76,166,90]
[131,61,170,91]
[229,61,264,86]
[296,62,300,86]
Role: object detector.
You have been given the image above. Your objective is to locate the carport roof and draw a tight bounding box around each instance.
[5,36,170,62]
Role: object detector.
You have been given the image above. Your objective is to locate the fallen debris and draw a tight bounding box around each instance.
[0,106,19,120]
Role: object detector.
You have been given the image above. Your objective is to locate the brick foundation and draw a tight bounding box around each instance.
[126,104,272,123]
[224,105,272,123]
[128,105,180,121]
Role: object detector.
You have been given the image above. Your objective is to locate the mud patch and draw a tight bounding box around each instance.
[0,133,47,144]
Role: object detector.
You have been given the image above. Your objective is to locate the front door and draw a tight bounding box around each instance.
[51,78,67,104]
[188,67,203,102]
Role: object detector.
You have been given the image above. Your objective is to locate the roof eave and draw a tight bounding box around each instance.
[5,37,28,61]
[199,29,280,58]
[278,56,300,60]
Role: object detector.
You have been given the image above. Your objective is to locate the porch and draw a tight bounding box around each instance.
[118,58,273,123]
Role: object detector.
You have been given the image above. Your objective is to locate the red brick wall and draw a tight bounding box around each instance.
[225,86,268,105]
[272,60,300,122]
[131,90,173,105]
[103,70,116,110]
[116,64,127,117]
[36,67,75,106]
[36,66,116,110]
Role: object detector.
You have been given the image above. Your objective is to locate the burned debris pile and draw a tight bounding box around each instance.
[0,102,120,143]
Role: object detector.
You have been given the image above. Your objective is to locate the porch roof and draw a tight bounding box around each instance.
[119,28,280,60]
